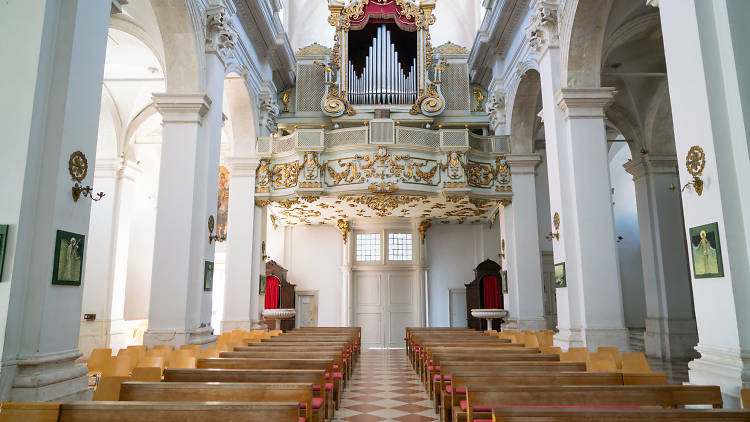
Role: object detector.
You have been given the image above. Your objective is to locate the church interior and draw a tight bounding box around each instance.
[1,0,750,419]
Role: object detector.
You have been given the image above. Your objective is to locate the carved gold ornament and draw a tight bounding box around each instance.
[337,219,350,244]
[68,151,104,202]
[207,215,224,244]
[271,161,299,189]
[325,147,440,188]
[473,88,485,112]
[281,90,292,113]
[441,151,464,180]
[296,42,333,56]
[682,145,705,196]
[436,42,470,55]
[418,219,432,243]
[255,159,271,193]
[338,193,423,217]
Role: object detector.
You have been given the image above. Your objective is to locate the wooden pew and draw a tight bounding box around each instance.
[464,385,724,422]
[420,347,540,385]
[0,402,61,422]
[57,402,301,422]
[234,344,352,380]
[164,368,328,420]
[490,408,750,421]
[119,381,313,422]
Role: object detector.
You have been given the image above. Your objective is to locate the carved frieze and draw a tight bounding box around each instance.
[271,161,299,189]
[525,0,559,52]
[255,159,271,193]
[300,152,322,188]
[325,146,440,187]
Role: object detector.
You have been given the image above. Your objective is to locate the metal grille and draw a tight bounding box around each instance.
[297,130,323,148]
[256,137,271,154]
[272,134,296,154]
[370,120,395,144]
[441,130,468,147]
[296,64,325,112]
[325,127,368,148]
[469,133,492,152]
[442,63,470,110]
[494,136,510,153]
[396,127,440,148]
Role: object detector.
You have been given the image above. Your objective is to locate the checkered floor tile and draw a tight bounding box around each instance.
[333,349,435,422]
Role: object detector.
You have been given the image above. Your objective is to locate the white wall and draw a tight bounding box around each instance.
[608,143,646,329]
[265,224,344,326]
[427,223,501,327]
[536,152,553,253]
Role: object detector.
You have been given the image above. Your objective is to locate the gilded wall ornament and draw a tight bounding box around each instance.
[466,160,496,188]
[68,151,104,202]
[418,219,432,243]
[296,42,333,56]
[337,219,351,244]
[546,211,560,241]
[325,147,440,188]
[339,193,423,216]
[442,151,465,180]
[300,152,323,188]
[682,145,705,196]
[472,87,485,112]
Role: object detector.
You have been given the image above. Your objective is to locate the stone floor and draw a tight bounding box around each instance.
[333,349,436,421]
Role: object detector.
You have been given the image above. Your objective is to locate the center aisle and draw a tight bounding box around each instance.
[333,349,437,422]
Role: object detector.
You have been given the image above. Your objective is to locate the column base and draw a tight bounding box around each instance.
[645,317,699,359]
[143,326,216,348]
[503,317,547,331]
[0,349,91,402]
[220,320,253,334]
[554,327,629,351]
[688,343,750,408]
[252,320,267,330]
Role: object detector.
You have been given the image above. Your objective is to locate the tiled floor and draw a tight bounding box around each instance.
[334,349,436,422]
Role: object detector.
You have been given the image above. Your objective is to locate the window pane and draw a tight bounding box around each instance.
[356,233,381,261]
[388,233,412,261]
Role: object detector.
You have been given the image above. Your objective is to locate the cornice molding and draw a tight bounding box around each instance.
[623,155,678,181]
[152,93,212,124]
[555,87,616,119]
[506,153,542,175]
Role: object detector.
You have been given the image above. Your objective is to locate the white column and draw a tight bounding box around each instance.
[79,159,141,357]
[221,158,259,332]
[143,93,215,348]
[659,0,750,406]
[339,226,352,326]
[0,0,111,401]
[555,88,628,351]
[624,155,697,359]
[250,205,267,328]
[504,154,546,330]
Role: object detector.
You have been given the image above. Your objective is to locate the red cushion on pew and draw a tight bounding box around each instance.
[435,366,440,370]
[434,374,441,381]
[428,366,434,371]
[445,385,451,393]
[299,418,306,422]
[325,372,330,378]
[456,387,466,394]
[312,385,320,392]
[459,401,491,412]
[333,372,343,379]
[333,364,339,370]
[325,382,333,391]
[429,359,433,364]
[444,375,451,381]
[299,397,325,410]
[343,358,347,363]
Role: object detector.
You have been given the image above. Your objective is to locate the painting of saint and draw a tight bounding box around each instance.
[204,261,214,291]
[554,262,566,288]
[690,222,724,278]
[52,230,85,285]
[216,166,229,241]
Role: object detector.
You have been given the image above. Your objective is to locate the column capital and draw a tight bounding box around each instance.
[152,93,211,125]
[623,154,678,181]
[94,158,121,179]
[485,88,507,135]
[206,5,239,65]
[506,153,542,175]
[555,87,616,119]
[226,156,261,177]
[525,0,560,55]
[118,159,143,182]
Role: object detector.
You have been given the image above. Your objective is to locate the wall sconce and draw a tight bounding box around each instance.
[545,212,560,241]
[681,145,705,195]
[499,238,506,259]
[207,215,225,244]
[68,151,104,202]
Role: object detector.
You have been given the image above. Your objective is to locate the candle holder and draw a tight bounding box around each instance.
[682,145,705,196]
[69,151,104,202]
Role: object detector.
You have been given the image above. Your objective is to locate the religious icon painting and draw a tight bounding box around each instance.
[216,166,229,241]
[0,225,8,281]
[689,222,724,278]
[259,275,267,295]
[554,262,566,288]
[52,230,85,286]
[204,261,214,291]
[501,270,508,294]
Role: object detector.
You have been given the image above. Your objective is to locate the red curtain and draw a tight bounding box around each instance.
[482,275,500,308]
[264,275,280,310]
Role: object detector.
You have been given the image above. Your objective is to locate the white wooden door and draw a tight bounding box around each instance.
[354,270,418,348]
[449,288,468,327]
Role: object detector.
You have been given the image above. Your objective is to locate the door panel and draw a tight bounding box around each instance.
[450,289,467,327]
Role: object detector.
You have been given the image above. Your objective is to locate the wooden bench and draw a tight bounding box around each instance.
[56,402,301,422]
[490,408,750,421]
[464,385,724,422]
[119,381,314,422]
[163,368,330,420]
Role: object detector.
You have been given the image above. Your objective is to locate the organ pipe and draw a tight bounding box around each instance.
[347,24,417,105]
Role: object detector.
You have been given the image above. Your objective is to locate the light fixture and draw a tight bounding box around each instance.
[68,151,105,202]
[682,145,705,195]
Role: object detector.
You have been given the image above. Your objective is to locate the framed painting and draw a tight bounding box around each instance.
[0,225,8,281]
[259,275,267,295]
[501,270,508,293]
[689,222,724,278]
[52,230,85,286]
[554,262,566,288]
[204,261,214,291]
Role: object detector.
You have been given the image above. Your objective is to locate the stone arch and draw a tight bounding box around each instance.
[561,0,614,88]
[606,103,644,157]
[509,70,542,154]
[97,86,123,159]
[643,79,676,156]
[223,70,260,157]
[109,15,167,76]
[149,0,204,92]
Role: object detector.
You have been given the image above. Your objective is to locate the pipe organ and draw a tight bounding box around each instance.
[346,25,418,105]
[323,0,444,117]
